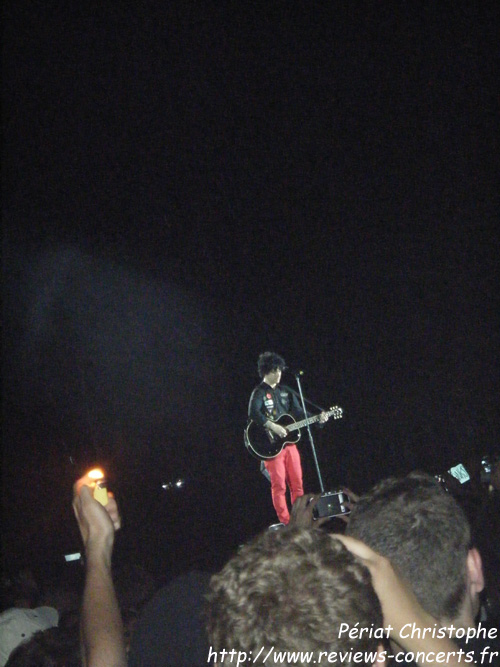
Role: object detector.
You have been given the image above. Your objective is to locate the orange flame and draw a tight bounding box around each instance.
[87,468,105,480]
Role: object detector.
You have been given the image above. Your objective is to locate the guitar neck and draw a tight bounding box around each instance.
[286,407,341,432]
[288,414,321,432]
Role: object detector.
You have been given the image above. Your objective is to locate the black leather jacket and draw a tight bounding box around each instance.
[248,382,309,427]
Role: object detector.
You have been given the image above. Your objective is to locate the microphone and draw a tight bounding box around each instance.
[286,367,305,377]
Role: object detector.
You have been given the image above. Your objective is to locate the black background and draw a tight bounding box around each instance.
[2,1,499,577]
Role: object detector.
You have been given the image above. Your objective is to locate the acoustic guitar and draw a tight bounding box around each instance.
[244,406,343,460]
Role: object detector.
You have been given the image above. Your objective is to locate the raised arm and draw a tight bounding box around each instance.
[73,482,126,667]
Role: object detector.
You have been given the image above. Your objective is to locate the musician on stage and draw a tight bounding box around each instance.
[248,352,329,525]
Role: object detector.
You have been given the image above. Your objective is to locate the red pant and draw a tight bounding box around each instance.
[264,444,304,524]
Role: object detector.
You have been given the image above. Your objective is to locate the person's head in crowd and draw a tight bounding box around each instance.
[346,471,484,628]
[0,606,59,667]
[128,571,211,667]
[4,626,80,667]
[206,527,385,667]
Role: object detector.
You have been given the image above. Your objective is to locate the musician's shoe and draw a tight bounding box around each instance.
[268,522,286,531]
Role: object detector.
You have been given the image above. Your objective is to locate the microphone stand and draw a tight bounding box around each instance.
[295,373,325,493]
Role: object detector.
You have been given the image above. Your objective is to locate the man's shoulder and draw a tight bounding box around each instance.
[251,382,269,394]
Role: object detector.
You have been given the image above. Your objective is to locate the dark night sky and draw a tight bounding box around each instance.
[2,1,499,574]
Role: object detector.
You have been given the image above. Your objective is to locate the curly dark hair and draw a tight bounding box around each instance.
[257,352,286,379]
[346,471,471,621]
[206,528,383,666]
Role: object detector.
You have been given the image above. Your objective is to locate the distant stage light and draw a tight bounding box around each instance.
[162,478,186,491]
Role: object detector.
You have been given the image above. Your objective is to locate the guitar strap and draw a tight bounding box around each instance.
[260,460,271,483]
[281,384,326,413]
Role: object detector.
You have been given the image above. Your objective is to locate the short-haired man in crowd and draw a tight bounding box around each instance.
[346,471,500,664]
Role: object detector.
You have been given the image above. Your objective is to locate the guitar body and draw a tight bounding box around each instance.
[244,414,300,460]
[244,405,343,461]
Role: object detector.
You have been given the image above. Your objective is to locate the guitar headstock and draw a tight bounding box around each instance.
[328,406,343,420]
